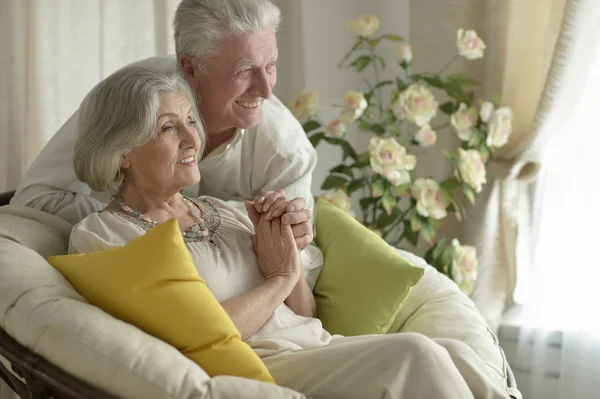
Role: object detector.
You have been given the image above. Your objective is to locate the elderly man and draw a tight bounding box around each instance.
[11,0,317,260]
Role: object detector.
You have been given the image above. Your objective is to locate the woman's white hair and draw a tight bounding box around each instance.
[74,66,204,192]
[174,0,281,71]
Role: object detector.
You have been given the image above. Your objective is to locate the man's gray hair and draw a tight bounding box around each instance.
[174,0,281,71]
[74,66,204,192]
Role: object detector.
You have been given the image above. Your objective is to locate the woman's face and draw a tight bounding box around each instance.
[121,91,201,195]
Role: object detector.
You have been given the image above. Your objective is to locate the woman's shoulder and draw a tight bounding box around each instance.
[69,211,145,254]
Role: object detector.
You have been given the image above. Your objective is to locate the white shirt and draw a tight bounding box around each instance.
[68,197,334,358]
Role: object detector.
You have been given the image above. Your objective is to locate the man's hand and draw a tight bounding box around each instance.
[245,190,313,251]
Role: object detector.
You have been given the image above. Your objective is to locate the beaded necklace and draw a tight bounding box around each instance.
[111,195,209,239]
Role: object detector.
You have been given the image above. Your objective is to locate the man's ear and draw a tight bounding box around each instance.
[180,55,199,87]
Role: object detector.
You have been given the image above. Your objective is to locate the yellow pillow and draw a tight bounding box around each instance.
[48,219,273,383]
[314,199,425,336]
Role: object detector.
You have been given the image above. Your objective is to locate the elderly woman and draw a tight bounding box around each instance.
[69,66,511,399]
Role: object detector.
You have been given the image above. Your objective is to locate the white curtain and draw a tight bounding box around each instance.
[512,1,600,398]
[0,0,180,193]
[0,1,180,397]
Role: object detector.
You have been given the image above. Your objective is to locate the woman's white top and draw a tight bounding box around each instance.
[68,196,334,358]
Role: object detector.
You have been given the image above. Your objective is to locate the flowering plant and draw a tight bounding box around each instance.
[290,15,513,296]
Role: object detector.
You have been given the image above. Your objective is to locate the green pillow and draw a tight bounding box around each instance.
[314,199,424,336]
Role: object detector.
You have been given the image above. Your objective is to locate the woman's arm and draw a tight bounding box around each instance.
[220,276,295,341]
[285,271,317,318]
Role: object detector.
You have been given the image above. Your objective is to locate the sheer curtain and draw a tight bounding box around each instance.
[513,2,600,398]
[0,1,180,397]
[0,0,180,193]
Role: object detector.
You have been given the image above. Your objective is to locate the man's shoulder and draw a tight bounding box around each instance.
[253,95,314,156]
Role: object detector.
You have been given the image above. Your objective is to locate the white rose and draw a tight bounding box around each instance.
[411,178,448,220]
[486,106,513,148]
[451,239,478,296]
[396,44,413,64]
[458,148,487,193]
[456,29,486,60]
[289,91,320,122]
[383,168,411,187]
[479,101,494,123]
[393,84,438,127]
[326,119,347,138]
[346,15,380,37]
[321,189,353,214]
[368,136,416,173]
[414,125,437,147]
[451,103,479,141]
[340,90,368,122]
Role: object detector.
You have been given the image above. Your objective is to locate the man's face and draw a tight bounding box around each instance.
[188,28,278,136]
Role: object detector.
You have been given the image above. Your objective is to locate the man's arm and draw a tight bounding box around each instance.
[10,113,105,224]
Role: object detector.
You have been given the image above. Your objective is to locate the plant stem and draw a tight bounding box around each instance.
[368,49,385,119]
[437,55,459,77]
[383,209,406,239]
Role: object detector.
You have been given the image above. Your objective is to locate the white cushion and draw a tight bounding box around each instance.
[0,206,305,399]
[391,249,509,385]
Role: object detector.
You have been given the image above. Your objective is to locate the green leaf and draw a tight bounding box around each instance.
[364,91,374,104]
[309,132,325,147]
[441,246,455,273]
[329,164,354,178]
[440,178,459,193]
[370,123,385,134]
[302,120,321,133]
[367,37,382,47]
[432,239,447,260]
[479,142,491,162]
[410,212,423,232]
[440,101,455,115]
[445,83,468,103]
[321,175,348,190]
[395,77,408,92]
[381,34,404,42]
[447,73,478,86]
[468,129,483,147]
[323,136,344,145]
[391,183,411,197]
[359,197,378,210]
[381,191,397,215]
[462,184,476,204]
[371,179,386,198]
[358,119,372,131]
[403,220,419,246]
[377,207,401,228]
[351,152,370,168]
[421,76,445,89]
[351,55,372,72]
[420,223,436,244]
[490,93,502,107]
[375,56,386,69]
[347,178,368,194]
[341,140,358,161]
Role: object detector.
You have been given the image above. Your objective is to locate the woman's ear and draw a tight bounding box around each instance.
[120,156,131,169]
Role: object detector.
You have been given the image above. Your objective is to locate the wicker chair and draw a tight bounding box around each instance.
[0,191,114,399]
